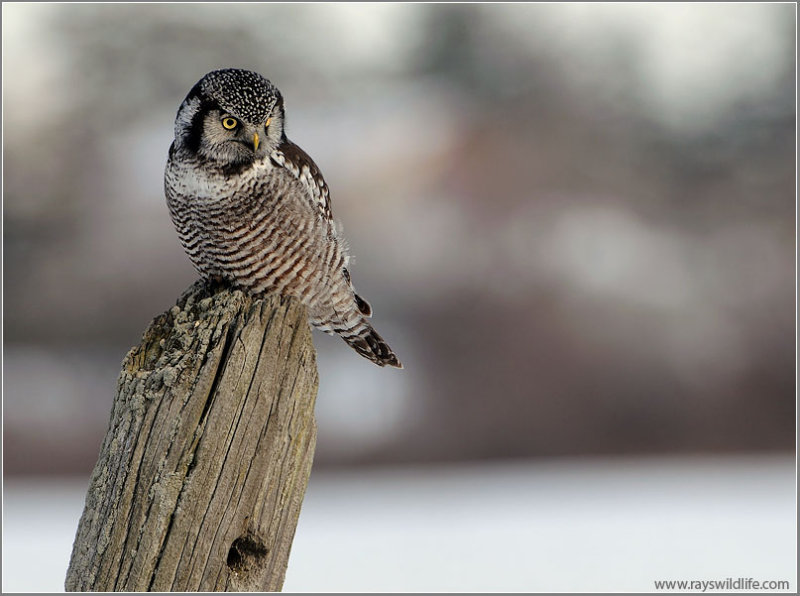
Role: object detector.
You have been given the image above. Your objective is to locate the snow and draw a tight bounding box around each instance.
[3,455,796,593]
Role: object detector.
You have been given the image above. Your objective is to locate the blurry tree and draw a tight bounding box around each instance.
[3,3,795,473]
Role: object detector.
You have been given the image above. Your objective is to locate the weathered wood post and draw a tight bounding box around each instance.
[65,280,319,592]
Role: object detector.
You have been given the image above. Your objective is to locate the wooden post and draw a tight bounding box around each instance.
[65,280,319,592]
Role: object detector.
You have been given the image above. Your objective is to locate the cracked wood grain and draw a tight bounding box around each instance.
[65,280,319,592]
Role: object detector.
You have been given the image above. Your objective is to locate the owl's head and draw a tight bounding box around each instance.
[173,69,286,165]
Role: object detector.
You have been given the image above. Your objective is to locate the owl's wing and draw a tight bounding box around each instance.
[270,141,333,223]
[270,140,372,318]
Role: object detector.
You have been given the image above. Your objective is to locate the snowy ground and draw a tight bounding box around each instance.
[3,455,796,593]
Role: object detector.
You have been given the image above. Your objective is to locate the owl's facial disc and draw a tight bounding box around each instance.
[227,122,262,155]
[194,110,268,164]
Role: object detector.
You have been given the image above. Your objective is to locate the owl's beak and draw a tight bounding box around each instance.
[253,132,260,152]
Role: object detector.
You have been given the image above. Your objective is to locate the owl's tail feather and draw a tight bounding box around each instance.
[341,322,403,369]
[354,293,373,317]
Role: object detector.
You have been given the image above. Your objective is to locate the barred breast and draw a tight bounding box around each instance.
[165,146,401,368]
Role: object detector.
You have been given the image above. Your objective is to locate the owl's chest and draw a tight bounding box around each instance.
[167,159,273,224]
[169,162,241,205]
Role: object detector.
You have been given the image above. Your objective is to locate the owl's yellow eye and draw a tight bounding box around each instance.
[264,118,272,130]
[221,117,238,130]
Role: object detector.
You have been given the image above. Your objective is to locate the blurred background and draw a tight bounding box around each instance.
[3,2,796,592]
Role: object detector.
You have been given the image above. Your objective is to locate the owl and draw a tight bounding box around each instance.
[165,69,402,368]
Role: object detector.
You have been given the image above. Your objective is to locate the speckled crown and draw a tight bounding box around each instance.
[196,69,281,124]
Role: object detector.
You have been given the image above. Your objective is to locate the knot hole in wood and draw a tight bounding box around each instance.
[227,534,269,576]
